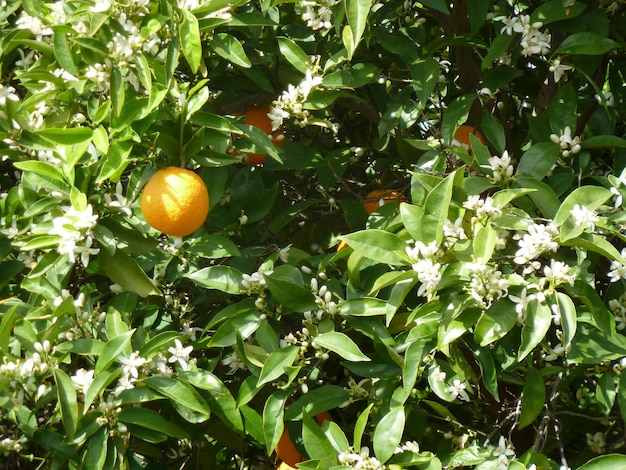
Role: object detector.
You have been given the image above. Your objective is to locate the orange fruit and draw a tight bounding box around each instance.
[277,463,297,470]
[241,105,285,165]
[140,166,209,237]
[275,412,334,466]
[362,189,405,215]
[452,125,485,152]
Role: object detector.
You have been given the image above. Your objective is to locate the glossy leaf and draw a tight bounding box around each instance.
[314,331,370,362]
[518,301,552,361]
[373,406,405,463]
[186,266,243,294]
[519,366,545,429]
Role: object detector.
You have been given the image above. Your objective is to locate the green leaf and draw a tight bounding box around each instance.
[553,186,612,228]
[284,386,349,421]
[418,170,456,245]
[530,0,586,24]
[516,142,561,180]
[345,0,371,58]
[263,390,288,455]
[373,406,405,463]
[257,346,301,387]
[277,37,310,74]
[518,300,552,361]
[110,66,124,117]
[179,9,202,73]
[556,292,577,351]
[340,297,389,317]
[519,366,545,429]
[596,372,617,416]
[13,160,67,184]
[302,412,336,460]
[474,299,518,346]
[181,371,244,433]
[84,370,120,412]
[314,331,370,362]
[207,33,251,68]
[353,403,373,452]
[118,407,188,438]
[549,83,577,134]
[582,135,626,150]
[99,249,160,297]
[441,94,477,145]
[577,455,626,470]
[142,376,211,421]
[514,177,561,219]
[208,310,262,347]
[411,59,439,109]
[53,28,78,76]
[473,346,499,402]
[96,139,133,183]
[265,265,318,312]
[82,427,108,470]
[53,368,78,439]
[186,266,243,294]
[556,32,620,55]
[322,63,379,88]
[95,330,134,375]
[340,229,409,266]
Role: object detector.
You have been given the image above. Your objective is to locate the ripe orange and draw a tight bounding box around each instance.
[275,412,333,466]
[452,125,485,152]
[140,166,209,237]
[362,189,405,215]
[277,462,297,470]
[242,105,285,165]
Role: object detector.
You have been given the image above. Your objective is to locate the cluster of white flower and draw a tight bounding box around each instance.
[608,248,626,283]
[492,436,516,470]
[300,0,339,30]
[221,351,247,374]
[307,275,340,318]
[406,241,442,298]
[394,440,420,454]
[550,126,582,159]
[463,195,502,223]
[466,258,509,308]
[48,203,100,267]
[609,295,626,330]
[338,446,386,469]
[549,58,573,83]
[442,217,467,248]
[501,15,551,57]
[586,431,606,454]
[570,204,599,231]
[269,68,325,131]
[104,182,134,217]
[513,222,559,265]
[482,150,515,185]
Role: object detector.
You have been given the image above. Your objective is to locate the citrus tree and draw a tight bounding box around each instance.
[2,0,626,468]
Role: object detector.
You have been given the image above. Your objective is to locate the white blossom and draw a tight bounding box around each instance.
[570,204,599,231]
[168,339,193,370]
[445,379,470,402]
[608,248,626,282]
[549,58,573,83]
[71,368,95,395]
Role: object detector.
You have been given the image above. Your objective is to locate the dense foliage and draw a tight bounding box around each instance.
[3,0,626,468]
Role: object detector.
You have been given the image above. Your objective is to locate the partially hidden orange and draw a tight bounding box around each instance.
[362,189,405,215]
[241,105,285,165]
[275,412,333,467]
[452,124,485,153]
[140,166,209,237]
[337,190,405,251]
[277,462,297,470]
